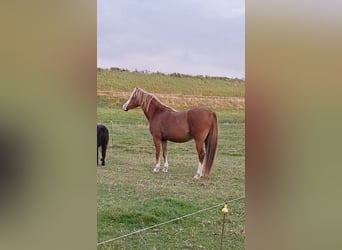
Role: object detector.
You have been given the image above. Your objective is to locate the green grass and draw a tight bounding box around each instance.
[97,70,245,249]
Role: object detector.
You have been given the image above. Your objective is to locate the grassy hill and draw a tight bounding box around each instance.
[97,68,245,110]
[97,68,244,96]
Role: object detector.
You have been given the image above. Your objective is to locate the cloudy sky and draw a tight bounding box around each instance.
[97,0,245,79]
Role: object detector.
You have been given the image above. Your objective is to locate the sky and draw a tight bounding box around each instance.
[97,0,245,79]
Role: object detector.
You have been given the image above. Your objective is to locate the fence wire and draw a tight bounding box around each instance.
[97,197,244,246]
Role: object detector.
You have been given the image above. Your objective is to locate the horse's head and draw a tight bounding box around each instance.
[122,87,140,111]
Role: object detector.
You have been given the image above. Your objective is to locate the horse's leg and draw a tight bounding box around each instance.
[161,140,168,173]
[153,137,161,173]
[101,144,107,166]
[193,139,205,179]
[97,147,99,166]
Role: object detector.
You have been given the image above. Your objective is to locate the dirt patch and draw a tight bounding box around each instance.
[97,91,245,110]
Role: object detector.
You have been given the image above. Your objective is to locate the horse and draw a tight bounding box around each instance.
[122,87,218,179]
[97,124,109,166]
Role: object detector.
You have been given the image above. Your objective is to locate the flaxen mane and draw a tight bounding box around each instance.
[136,88,176,112]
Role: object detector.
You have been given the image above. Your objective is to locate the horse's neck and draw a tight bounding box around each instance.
[142,98,168,121]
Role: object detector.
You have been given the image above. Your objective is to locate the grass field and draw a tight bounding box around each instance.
[97,68,245,249]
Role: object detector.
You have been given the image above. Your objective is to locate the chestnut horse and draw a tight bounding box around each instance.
[122,88,218,179]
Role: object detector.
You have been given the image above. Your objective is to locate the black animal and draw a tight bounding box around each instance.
[97,124,109,166]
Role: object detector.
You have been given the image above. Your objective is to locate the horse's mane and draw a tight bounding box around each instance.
[136,88,176,112]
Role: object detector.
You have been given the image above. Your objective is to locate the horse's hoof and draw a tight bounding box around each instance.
[162,168,168,173]
[153,168,160,173]
[193,173,202,179]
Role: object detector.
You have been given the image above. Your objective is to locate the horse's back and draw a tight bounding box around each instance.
[187,108,215,125]
[154,108,215,142]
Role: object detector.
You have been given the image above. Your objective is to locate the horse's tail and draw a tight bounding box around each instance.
[204,112,218,176]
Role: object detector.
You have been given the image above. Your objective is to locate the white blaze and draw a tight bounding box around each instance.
[122,89,137,111]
